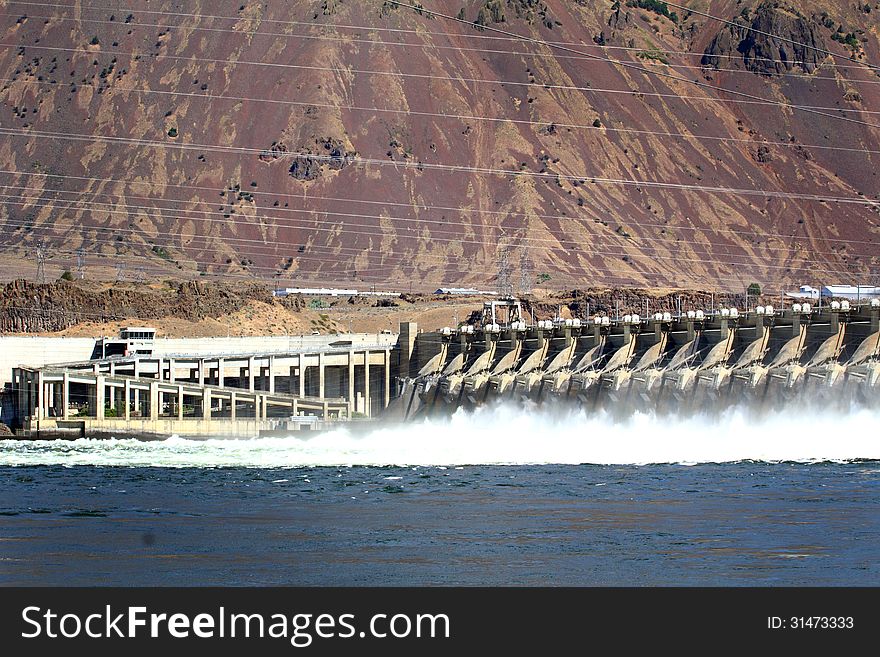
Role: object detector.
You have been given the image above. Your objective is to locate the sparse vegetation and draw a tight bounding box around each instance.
[626,0,678,23]
[151,245,173,261]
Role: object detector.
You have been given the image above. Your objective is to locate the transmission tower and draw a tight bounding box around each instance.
[518,250,533,297]
[133,266,145,284]
[115,261,127,282]
[34,241,47,284]
[497,240,513,298]
[75,248,85,279]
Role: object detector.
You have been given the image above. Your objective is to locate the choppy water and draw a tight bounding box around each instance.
[1,404,878,585]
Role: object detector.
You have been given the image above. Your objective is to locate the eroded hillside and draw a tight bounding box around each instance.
[0,0,879,292]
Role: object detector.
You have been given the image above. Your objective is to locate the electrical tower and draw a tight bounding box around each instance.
[34,241,47,284]
[496,240,513,298]
[133,266,145,284]
[518,250,533,297]
[76,248,85,279]
[115,261,127,282]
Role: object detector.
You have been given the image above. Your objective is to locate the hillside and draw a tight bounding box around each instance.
[1,0,879,293]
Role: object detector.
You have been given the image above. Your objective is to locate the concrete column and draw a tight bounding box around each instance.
[217,358,225,387]
[203,389,211,420]
[384,349,391,409]
[124,379,131,420]
[133,359,140,378]
[197,360,205,386]
[230,392,237,420]
[156,358,164,380]
[322,400,329,419]
[149,381,159,421]
[398,322,418,378]
[96,375,105,419]
[298,355,305,397]
[133,388,141,416]
[168,359,176,383]
[348,351,355,415]
[109,361,116,377]
[318,352,326,399]
[268,356,276,394]
[177,385,184,421]
[291,398,298,416]
[62,372,70,420]
[93,363,100,375]
[261,395,268,421]
[35,371,44,421]
[364,351,371,418]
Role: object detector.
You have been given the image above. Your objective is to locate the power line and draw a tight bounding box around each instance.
[0,184,877,265]
[5,38,880,128]
[2,127,877,208]
[2,240,853,295]
[1,202,872,282]
[7,4,878,78]
[1,168,877,249]
[385,2,880,131]
[6,75,880,157]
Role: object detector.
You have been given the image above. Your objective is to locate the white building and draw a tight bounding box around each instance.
[434,287,497,295]
[785,285,820,300]
[821,285,880,300]
[273,288,400,298]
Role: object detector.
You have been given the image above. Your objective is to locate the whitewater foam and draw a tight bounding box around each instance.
[1,403,878,468]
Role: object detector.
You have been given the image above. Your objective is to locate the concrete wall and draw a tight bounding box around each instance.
[0,338,96,387]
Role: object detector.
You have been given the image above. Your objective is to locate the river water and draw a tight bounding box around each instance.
[1,403,878,586]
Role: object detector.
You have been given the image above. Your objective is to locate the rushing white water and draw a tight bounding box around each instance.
[1,403,879,467]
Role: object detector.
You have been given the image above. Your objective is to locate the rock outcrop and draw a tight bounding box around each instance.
[0,280,273,333]
[288,137,357,181]
[702,3,827,75]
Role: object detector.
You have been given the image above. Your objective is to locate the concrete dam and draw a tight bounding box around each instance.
[397,299,880,420]
[3,299,879,439]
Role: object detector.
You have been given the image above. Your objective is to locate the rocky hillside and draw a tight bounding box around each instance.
[0,0,878,293]
[0,278,328,335]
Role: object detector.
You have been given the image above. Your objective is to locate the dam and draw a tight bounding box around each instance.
[1,299,878,438]
[397,298,880,420]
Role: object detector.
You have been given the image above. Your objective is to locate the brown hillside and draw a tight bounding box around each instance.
[1,0,879,294]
